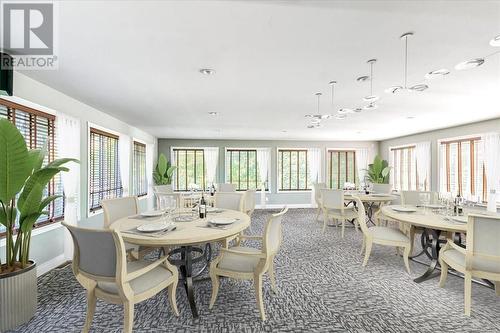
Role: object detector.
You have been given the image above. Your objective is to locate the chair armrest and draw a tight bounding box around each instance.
[239,235,263,240]
[446,240,466,254]
[124,257,169,282]
[220,248,266,258]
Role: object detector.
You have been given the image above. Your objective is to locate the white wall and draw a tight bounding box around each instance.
[0,72,157,275]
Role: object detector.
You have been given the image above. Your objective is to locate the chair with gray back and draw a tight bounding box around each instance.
[320,189,358,237]
[401,191,438,205]
[63,223,179,333]
[218,183,237,192]
[372,183,392,194]
[215,192,244,211]
[101,196,139,228]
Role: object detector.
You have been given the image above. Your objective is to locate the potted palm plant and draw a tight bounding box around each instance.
[152,153,176,191]
[0,119,77,331]
[365,155,391,184]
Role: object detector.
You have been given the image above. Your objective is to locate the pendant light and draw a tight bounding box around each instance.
[363,59,379,102]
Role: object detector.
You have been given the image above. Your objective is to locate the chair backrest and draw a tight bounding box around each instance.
[263,207,288,256]
[313,182,327,205]
[244,189,256,214]
[401,191,438,205]
[154,185,173,194]
[215,192,244,211]
[63,223,120,278]
[320,189,344,210]
[467,214,500,268]
[351,196,369,235]
[372,183,392,194]
[218,183,237,192]
[101,196,139,227]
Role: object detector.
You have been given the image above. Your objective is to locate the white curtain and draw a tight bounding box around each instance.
[204,147,219,187]
[308,148,321,207]
[56,112,81,261]
[415,141,431,191]
[256,148,270,207]
[483,132,500,212]
[119,134,131,196]
[146,143,155,210]
[355,148,369,186]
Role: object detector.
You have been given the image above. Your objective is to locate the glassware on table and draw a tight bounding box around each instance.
[419,192,431,214]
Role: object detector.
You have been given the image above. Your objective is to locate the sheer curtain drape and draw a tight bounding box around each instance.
[355,148,369,186]
[415,141,431,191]
[482,132,500,212]
[204,147,219,187]
[257,148,270,207]
[56,112,81,260]
[308,148,321,207]
[119,134,131,196]
[146,143,155,210]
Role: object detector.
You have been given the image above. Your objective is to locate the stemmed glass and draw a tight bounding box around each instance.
[159,195,176,224]
[419,192,431,214]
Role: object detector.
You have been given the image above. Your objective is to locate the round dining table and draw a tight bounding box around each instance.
[110,209,250,318]
[344,193,397,225]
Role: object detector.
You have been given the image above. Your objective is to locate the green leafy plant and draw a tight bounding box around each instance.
[153,153,176,185]
[365,155,391,184]
[0,119,78,274]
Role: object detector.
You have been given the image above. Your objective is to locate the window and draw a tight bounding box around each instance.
[278,149,309,191]
[89,128,123,212]
[132,141,147,197]
[391,146,417,191]
[173,148,205,191]
[327,150,356,189]
[226,149,267,191]
[0,99,64,231]
[439,136,485,201]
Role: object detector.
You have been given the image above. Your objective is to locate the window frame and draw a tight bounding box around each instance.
[171,147,206,192]
[276,148,310,192]
[132,140,148,197]
[390,144,418,192]
[326,149,357,189]
[224,147,269,191]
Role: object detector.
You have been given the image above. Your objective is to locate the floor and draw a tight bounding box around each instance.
[11,208,500,332]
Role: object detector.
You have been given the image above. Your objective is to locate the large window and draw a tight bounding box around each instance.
[226,149,267,191]
[173,148,205,191]
[0,99,64,232]
[439,136,485,201]
[327,150,356,189]
[278,149,309,191]
[89,128,123,212]
[391,146,417,191]
[132,141,147,197]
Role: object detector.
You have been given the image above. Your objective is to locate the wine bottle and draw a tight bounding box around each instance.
[199,194,207,219]
[210,184,215,196]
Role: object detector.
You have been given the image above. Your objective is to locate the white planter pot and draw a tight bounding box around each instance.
[0,261,37,332]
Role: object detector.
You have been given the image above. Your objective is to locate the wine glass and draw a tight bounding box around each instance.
[419,192,431,214]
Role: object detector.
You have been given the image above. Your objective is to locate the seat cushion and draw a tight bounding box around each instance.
[326,207,357,218]
[217,246,262,273]
[369,226,409,243]
[97,260,172,295]
[441,248,500,274]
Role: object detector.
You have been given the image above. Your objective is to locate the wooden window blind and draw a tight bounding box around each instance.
[327,150,356,189]
[0,99,64,233]
[173,148,205,191]
[391,146,417,191]
[132,141,147,197]
[89,128,123,211]
[226,149,266,191]
[278,149,309,191]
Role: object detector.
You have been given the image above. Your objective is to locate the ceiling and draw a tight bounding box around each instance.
[18,0,500,141]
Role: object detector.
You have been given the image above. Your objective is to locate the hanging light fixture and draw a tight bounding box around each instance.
[490,34,500,47]
[363,59,379,102]
[454,58,485,70]
[306,92,325,128]
[386,32,428,94]
[425,68,450,79]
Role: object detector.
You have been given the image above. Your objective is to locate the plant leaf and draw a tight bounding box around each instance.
[18,182,44,217]
[0,119,32,203]
[157,153,167,176]
[39,195,61,211]
[46,158,79,168]
[18,167,67,211]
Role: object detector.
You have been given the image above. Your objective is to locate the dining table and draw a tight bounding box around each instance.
[344,192,397,225]
[110,208,250,318]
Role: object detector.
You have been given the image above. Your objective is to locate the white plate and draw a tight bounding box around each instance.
[207,207,223,213]
[209,217,237,225]
[392,206,417,213]
[141,210,164,217]
[371,193,390,197]
[137,222,172,232]
[423,204,445,209]
[451,216,468,224]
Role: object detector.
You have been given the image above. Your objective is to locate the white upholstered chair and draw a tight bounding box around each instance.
[439,214,500,316]
[218,183,237,192]
[209,207,288,321]
[320,189,358,237]
[215,192,244,211]
[102,196,140,228]
[401,190,438,205]
[372,183,392,194]
[354,195,412,273]
[313,182,327,221]
[244,189,256,217]
[63,223,179,333]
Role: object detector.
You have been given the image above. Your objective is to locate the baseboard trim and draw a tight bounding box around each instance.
[37,254,66,277]
[256,203,314,209]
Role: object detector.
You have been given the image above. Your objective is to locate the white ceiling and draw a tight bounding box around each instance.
[19,0,500,141]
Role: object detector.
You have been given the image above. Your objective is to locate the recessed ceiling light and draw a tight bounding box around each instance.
[454,58,485,70]
[363,95,380,102]
[425,69,450,79]
[281,129,287,133]
[406,116,416,119]
[410,84,429,92]
[356,75,369,82]
[490,35,500,47]
[208,112,218,116]
[353,108,363,113]
[363,104,378,110]
[199,68,216,75]
[335,114,347,120]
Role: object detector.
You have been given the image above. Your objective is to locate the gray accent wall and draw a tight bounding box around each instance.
[379,118,500,192]
[158,139,378,205]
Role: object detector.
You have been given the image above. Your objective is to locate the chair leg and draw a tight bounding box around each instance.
[322,211,328,233]
[83,289,96,333]
[360,235,366,255]
[268,258,277,293]
[362,240,372,267]
[464,272,472,316]
[341,219,345,238]
[315,208,321,221]
[209,271,220,309]
[409,225,415,256]
[495,282,500,297]
[168,280,179,316]
[254,274,266,321]
[438,259,448,288]
[403,246,411,274]
[123,301,134,333]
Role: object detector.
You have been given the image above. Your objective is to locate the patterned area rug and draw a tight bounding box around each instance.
[10,209,500,332]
